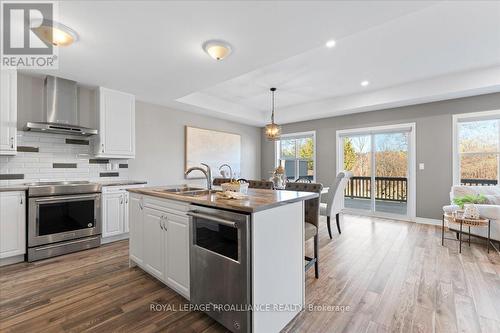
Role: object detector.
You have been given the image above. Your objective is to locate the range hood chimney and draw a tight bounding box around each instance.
[24,76,98,136]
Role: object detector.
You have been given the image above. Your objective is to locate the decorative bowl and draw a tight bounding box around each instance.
[221,182,249,194]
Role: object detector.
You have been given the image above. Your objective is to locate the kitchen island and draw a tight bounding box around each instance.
[127,186,318,333]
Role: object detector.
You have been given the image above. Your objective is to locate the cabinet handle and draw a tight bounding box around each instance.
[160,216,165,230]
[101,143,104,153]
[120,195,123,204]
[10,137,14,149]
[20,197,23,205]
[163,215,167,231]
[139,201,143,210]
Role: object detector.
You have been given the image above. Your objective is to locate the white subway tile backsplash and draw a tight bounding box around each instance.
[2,131,130,184]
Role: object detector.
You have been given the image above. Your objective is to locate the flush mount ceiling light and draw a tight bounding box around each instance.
[264,87,281,141]
[325,39,336,48]
[203,40,232,61]
[32,19,79,46]
[360,80,370,87]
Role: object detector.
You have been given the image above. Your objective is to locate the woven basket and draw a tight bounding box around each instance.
[446,212,488,227]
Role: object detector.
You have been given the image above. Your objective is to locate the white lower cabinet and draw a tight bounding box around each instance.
[129,194,143,264]
[0,191,25,259]
[164,212,190,297]
[102,185,143,242]
[102,191,125,238]
[142,207,165,280]
[128,193,190,299]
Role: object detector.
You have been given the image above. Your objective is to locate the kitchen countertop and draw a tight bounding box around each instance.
[128,186,319,213]
[98,180,147,187]
[0,185,28,192]
[0,180,147,192]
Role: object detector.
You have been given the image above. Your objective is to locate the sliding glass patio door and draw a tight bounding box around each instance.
[338,124,415,219]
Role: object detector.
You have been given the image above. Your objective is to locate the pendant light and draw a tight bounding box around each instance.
[264,87,281,141]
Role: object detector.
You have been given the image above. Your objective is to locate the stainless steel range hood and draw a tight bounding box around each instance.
[24,76,98,136]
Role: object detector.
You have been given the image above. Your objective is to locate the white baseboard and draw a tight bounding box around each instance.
[101,233,129,244]
[0,254,25,267]
[414,217,442,226]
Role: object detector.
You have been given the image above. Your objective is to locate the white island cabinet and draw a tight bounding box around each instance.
[127,187,315,333]
[128,193,190,299]
[0,191,25,266]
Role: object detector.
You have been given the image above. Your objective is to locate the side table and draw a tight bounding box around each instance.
[442,212,497,253]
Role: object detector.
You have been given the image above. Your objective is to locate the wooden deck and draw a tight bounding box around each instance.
[1,215,499,332]
[345,198,407,215]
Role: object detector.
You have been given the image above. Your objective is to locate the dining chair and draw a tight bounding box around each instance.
[294,177,312,183]
[248,180,274,189]
[285,182,323,278]
[236,178,248,183]
[320,171,353,238]
[212,178,232,186]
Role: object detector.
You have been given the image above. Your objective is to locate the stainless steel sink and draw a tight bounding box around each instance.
[154,186,205,193]
[178,190,221,197]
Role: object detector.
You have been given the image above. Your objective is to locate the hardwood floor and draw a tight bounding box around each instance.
[1,215,499,333]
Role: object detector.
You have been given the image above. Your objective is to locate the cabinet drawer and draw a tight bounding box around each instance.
[144,196,189,217]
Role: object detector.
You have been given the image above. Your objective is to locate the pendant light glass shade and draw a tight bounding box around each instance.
[264,88,281,141]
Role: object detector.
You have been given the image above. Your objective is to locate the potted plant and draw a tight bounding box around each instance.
[452,194,487,219]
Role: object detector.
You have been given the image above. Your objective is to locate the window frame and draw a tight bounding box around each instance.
[452,110,500,186]
[274,131,316,182]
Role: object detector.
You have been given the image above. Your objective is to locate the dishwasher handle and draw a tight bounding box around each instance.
[187,211,238,228]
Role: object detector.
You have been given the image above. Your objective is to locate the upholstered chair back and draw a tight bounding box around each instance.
[248,180,274,189]
[286,182,323,227]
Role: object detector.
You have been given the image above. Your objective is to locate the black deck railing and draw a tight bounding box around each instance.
[460,179,498,186]
[345,177,498,202]
[345,176,407,202]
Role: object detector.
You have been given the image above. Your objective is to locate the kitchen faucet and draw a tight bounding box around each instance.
[185,163,212,190]
[219,163,233,180]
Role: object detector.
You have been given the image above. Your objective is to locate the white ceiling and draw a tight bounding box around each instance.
[31,1,500,126]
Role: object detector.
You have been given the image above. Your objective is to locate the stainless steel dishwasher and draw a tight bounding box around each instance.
[188,205,251,333]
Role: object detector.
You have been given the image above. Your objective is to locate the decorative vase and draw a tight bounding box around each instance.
[463,204,480,219]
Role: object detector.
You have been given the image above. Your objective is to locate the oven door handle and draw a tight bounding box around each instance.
[187,211,237,228]
[34,194,100,203]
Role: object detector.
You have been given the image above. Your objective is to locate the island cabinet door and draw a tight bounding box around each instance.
[164,212,190,299]
[128,194,143,264]
[142,207,165,281]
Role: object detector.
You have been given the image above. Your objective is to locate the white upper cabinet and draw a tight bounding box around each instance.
[0,70,17,155]
[0,191,25,259]
[95,87,135,158]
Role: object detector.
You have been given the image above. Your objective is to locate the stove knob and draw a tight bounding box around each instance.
[233,321,240,330]
[88,223,93,228]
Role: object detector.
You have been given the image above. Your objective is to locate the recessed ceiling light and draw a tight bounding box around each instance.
[325,39,336,48]
[203,40,232,61]
[32,20,79,47]
[360,80,370,87]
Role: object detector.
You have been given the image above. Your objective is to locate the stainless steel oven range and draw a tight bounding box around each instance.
[27,181,102,261]
[188,205,251,333]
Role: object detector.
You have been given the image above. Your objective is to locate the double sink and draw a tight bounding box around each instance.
[153,186,221,197]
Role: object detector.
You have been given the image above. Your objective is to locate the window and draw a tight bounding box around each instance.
[453,111,500,186]
[275,132,316,181]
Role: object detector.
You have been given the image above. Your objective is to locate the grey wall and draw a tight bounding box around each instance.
[261,92,500,219]
[129,101,261,186]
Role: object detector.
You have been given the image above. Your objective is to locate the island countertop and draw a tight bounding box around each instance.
[127,186,318,213]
